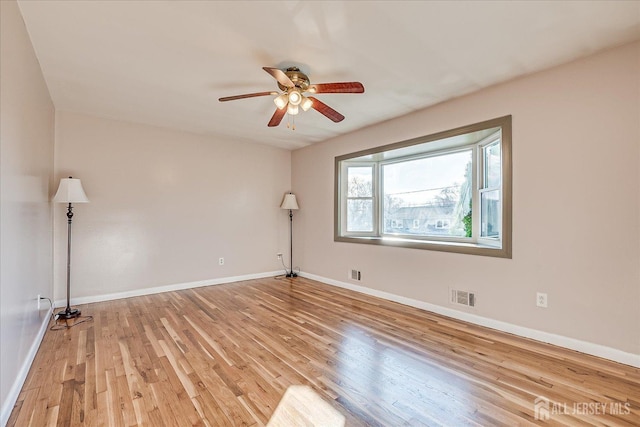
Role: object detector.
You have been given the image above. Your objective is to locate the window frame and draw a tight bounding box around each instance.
[378,145,475,244]
[341,162,377,236]
[334,115,512,258]
[478,135,502,245]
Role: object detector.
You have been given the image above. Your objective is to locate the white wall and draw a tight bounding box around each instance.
[53,112,292,301]
[0,0,55,422]
[292,42,640,358]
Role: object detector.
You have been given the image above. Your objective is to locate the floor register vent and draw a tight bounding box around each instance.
[451,289,475,307]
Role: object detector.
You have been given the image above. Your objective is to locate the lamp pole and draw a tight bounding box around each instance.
[287,208,297,277]
[58,202,81,319]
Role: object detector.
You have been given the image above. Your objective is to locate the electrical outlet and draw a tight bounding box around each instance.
[536,292,548,308]
[37,294,41,310]
[277,253,283,260]
[218,257,224,265]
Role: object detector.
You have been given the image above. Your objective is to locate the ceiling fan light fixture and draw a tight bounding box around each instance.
[287,104,299,115]
[288,90,302,106]
[300,96,313,112]
[274,93,288,110]
[221,65,364,128]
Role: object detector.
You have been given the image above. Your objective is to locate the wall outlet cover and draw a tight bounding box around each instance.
[536,292,548,308]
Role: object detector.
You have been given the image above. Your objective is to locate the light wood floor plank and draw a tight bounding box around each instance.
[8,277,640,426]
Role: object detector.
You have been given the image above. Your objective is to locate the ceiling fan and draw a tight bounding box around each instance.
[219,66,364,129]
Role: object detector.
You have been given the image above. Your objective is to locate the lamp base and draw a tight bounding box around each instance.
[57,308,81,320]
[285,272,298,278]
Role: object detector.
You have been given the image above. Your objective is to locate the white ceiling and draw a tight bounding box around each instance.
[17,1,640,150]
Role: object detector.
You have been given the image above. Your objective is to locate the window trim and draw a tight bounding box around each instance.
[334,115,512,258]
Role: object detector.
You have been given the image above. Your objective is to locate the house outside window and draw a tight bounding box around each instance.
[335,116,512,258]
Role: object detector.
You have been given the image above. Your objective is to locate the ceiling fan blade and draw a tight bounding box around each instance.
[263,67,295,88]
[308,82,365,94]
[307,97,345,122]
[219,91,276,102]
[268,106,287,127]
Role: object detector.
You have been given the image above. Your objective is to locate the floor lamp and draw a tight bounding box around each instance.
[280,193,299,278]
[53,177,89,319]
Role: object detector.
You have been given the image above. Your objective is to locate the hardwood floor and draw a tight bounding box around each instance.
[8,277,640,426]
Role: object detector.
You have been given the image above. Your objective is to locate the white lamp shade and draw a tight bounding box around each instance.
[300,96,313,112]
[280,193,299,210]
[287,104,299,116]
[274,93,288,110]
[53,178,89,203]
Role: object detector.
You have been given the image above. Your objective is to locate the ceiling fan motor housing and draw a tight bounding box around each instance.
[278,67,310,91]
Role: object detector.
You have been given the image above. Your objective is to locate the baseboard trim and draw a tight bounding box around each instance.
[54,271,283,308]
[300,272,640,368]
[1,306,54,427]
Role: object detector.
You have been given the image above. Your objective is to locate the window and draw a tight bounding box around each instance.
[345,165,374,232]
[335,116,512,258]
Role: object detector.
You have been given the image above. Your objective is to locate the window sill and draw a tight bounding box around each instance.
[334,235,511,258]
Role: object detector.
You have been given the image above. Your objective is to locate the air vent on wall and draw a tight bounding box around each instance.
[451,289,475,307]
[350,269,361,281]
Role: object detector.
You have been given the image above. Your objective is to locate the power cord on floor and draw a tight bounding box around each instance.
[40,297,94,330]
[50,314,94,330]
[274,260,302,280]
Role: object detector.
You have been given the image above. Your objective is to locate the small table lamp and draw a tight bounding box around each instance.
[53,177,89,319]
[280,193,299,278]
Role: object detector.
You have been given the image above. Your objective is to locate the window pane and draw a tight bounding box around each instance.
[481,190,500,238]
[382,151,472,237]
[484,142,501,189]
[347,167,372,197]
[347,199,373,232]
